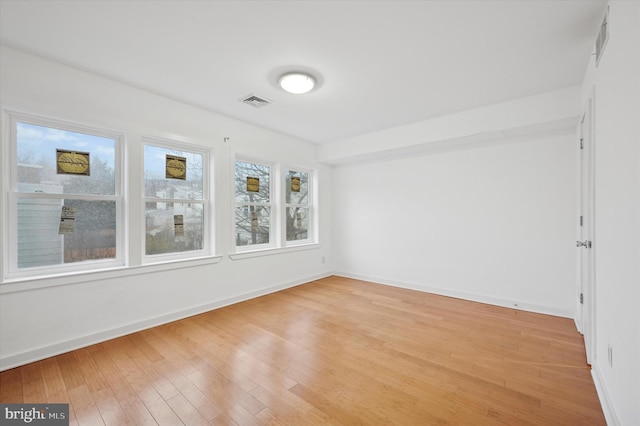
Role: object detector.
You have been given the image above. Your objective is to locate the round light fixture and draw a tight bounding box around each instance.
[278,72,316,94]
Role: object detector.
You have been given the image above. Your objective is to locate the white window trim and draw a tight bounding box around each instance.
[0,255,223,294]
[228,242,320,260]
[232,156,278,253]
[3,110,126,281]
[141,136,214,264]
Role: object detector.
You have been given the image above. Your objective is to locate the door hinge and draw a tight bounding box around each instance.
[580,293,584,304]
[580,216,583,227]
[580,138,584,149]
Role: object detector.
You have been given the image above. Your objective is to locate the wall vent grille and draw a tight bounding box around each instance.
[241,94,272,108]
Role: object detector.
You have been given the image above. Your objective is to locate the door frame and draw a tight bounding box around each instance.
[577,90,596,365]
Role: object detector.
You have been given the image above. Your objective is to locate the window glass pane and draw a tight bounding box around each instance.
[286,207,309,241]
[17,197,63,268]
[286,171,309,205]
[17,198,116,268]
[144,145,203,200]
[62,199,117,262]
[16,122,116,195]
[235,205,270,246]
[235,161,270,203]
[145,202,204,255]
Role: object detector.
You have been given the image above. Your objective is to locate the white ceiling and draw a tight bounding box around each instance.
[0,0,607,145]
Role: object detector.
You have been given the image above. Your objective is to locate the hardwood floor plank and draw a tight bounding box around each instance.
[185,367,262,426]
[102,338,183,425]
[0,276,606,425]
[164,393,210,426]
[212,412,240,426]
[289,382,382,425]
[88,344,158,426]
[67,384,105,426]
[93,396,133,426]
[0,365,23,403]
[249,383,327,426]
[20,362,46,403]
[152,358,224,421]
[56,352,86,391]
[40,358,69,402]
[253,408,283,425]
[73,348,110,394]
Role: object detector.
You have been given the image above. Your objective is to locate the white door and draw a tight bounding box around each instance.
[577,96,595,365]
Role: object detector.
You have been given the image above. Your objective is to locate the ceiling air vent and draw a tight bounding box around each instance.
[240,94,272,108]
[595,7,609,66]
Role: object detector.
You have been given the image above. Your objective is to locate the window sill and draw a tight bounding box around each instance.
[229,243,320,260]
[1,255,223,294]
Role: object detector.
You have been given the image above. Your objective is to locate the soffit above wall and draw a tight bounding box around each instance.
[0,1,607,145]
[319,87,581,165]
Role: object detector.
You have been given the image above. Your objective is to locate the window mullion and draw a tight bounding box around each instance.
[144,197,204,204]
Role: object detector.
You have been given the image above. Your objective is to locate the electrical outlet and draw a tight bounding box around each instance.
[321,256,326,264]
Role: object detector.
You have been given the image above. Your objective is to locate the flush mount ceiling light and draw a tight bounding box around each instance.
[278,72,316,94]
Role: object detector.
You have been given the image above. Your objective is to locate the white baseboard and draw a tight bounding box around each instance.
[0,272,332,371]
[591,364,621,426]
[574,317,583,334]
[334,271,574,318]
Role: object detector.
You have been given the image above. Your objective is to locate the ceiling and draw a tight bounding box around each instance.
[0,0,607,145]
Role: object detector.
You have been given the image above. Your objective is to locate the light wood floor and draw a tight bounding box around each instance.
[0,276,605,425]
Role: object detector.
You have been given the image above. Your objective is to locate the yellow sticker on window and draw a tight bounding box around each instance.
[247,177,260,192]
[166,155,187,180]
[57,149,90,175]
[291,176,301,192]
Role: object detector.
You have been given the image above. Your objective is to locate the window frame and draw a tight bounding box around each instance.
[232,156,277,253]
[283,166,315,247]
[3,110,125,280]
[230,156,319,258]
[141,136,213,264]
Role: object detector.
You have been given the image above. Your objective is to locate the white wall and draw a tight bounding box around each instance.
[583,1,640,424]
[0,46,333,370]
[332,134,577,316]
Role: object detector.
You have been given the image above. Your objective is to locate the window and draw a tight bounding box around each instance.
[232,158,317,255]
[285,169,312,244]
[5,112,123,277]
[234,159,273,250]
[143,139,210,260]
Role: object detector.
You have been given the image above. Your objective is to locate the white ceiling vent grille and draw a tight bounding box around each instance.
[241,94,272,108]
[595,7,609,66]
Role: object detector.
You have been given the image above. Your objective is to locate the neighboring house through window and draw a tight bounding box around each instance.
[5,111,123,278]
